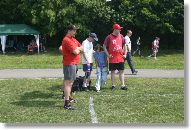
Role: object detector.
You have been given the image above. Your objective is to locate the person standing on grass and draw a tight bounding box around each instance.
[148,37,160,60]
[125,30,138,75]
[59,24,83,110]
[81,33,98,91]
[103,23,128,91]
[94,44,108,92]
[132,36,142,57]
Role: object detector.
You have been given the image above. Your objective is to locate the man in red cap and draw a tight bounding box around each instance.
[103,23,128,90]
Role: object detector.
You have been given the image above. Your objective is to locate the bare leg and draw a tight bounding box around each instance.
[111,70,115,86]
[119,70,125,86]
[64,80,73,101]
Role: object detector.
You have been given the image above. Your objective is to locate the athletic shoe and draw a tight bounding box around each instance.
[132,70,138,75]
[111,86,116,91]
[64,105,75,110]
[121,86,128,90]
[69,97,76,103]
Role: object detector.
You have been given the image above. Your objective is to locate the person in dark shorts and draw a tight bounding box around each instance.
[81,33,98,91]
[103,23,128,91]
[59,24,83,110]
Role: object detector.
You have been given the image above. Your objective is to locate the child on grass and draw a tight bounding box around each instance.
[93,44,108,92]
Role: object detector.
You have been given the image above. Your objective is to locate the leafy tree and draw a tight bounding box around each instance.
[0,0,184,49]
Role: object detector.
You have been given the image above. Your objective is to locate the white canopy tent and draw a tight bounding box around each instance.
[0,24,40,54]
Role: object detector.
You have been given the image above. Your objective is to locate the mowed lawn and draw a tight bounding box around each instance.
[0,49,184,69]
[0,78,184,124]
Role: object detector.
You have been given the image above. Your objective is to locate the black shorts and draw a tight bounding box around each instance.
[109,62,124,71]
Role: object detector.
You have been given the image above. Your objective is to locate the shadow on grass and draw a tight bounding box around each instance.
[11,90,62,108]
[48,85,62,92]
[11,100,57,107]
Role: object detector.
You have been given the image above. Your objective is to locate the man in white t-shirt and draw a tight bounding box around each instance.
[82,33,98,91]
[125,30,138,75]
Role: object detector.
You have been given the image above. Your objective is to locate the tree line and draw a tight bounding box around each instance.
[0,0,184,50]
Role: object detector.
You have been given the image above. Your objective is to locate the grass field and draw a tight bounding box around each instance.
[0,49,184,69]
[0,78,184,124]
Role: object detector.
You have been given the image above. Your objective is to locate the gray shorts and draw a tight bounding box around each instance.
[63,65,78,80]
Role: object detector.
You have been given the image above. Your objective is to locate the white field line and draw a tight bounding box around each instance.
[89,97,98,123]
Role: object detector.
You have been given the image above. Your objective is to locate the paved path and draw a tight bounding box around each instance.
[0,69,184,79]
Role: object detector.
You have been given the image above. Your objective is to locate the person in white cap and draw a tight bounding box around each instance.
[81,33,98,91]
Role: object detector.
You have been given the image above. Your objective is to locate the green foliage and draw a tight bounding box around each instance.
[0,0,184,49]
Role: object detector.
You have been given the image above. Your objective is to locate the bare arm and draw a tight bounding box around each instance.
[59,45,63,54]
[82,51,90,64]
[123,44,127,58]
[72,46,83,55]
[103,44,111,58]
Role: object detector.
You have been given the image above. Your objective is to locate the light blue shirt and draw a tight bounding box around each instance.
[93,51,107,67]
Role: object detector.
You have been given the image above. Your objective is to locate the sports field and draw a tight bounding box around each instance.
[0,49,184,69]
[0,78,184,124]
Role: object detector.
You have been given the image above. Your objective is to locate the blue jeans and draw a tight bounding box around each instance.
[126,52,135,73]
[95,66,108,91]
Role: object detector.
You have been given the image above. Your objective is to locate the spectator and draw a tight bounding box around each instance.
[59,24,83,110]
[81,33,98,91]
[103,23,128,91]
[124,30,138,75]
[94,44,108,92]
[39,35,47,52]
[27,40,38,53]
[148,37,160,60]
[132,36,142,57]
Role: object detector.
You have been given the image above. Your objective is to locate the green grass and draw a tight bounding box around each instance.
[0,49,184,69]
[0,78,184,124]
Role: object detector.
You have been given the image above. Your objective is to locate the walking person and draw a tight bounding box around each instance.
[94,44,108,92]
[81,33,98,91]
[132,36,142,57]
[60,24,83,110]
[103,23,128,91]
[148,37,160,60]
[125,30,138,75]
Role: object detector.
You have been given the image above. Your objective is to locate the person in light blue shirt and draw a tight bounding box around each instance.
[93,44,108,92]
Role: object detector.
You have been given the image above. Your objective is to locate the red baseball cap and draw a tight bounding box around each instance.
[112,24,123,30]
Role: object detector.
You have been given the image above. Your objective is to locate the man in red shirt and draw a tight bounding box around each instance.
[103,23,128,91]
[60,24,83,110]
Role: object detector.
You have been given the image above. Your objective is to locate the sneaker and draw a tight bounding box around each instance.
[132,70,138,75]
[69,97,76,103]
[121,86,128,90]
[111,86,116,91]
[64,105,75,110]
